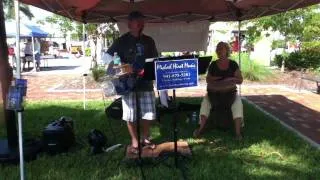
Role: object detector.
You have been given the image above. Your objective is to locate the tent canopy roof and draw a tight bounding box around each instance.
[6,21,48,38]
[20,0,319,23]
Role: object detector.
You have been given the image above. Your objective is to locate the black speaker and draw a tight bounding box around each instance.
[105,97,122,119]
[88,129,107,154]
[42,117,75,154]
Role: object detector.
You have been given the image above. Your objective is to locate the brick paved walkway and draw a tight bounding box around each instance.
[24,74,102,100]
[23,74,320,147]
[242,85,320,147]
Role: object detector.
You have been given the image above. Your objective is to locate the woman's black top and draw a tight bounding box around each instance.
[208,60,239,79]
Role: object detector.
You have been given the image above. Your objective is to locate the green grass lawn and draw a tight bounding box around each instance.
[1,99,320,180]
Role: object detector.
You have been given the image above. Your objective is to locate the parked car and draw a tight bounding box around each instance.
[70,45,83,58]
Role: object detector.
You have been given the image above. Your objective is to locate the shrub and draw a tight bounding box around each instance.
[285,52,305,70]
[301,41,320,51]
[274,54,283,68]
[230,53,273,81]
[301,50,320,69]
[274,50,320,70]
[314,67,320,76]
[91,66,105,82]
[271,40,286,50]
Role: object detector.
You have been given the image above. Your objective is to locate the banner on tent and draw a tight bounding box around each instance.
[117,21,209,52]
[155,59,198,90]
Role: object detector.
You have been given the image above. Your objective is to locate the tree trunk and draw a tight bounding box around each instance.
[0,0,12,122]
[93,37,97,68]
[280,59,285,72]
[281,36,288,73]
[0,0,18,147]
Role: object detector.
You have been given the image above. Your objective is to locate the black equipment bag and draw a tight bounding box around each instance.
[105,97,123,119]
[42,116,75,154]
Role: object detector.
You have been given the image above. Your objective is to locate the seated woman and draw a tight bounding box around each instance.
[193,42,244,140]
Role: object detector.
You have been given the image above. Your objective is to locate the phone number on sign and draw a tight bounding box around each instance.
[163,72,191,79]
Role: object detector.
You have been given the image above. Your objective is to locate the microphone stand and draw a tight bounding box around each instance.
[134,73,146,180]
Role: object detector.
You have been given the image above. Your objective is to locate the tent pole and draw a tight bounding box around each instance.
[15,1,25,180]
[82,24,85,56]
[15,1,21,78]
[238,20,241,96]
[32,36,35,71]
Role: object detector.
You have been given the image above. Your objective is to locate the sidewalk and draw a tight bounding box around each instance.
[241,85,320,148]
[23,74,320,147]
[24,74,102,100]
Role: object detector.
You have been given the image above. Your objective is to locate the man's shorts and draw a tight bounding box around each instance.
[24,54,33,63]
[35,53,41,63]
[200,93,244,126]
[122,91,156,122]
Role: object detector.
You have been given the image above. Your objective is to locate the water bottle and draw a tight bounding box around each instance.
[113,52,121,74]
[113,52,121,66]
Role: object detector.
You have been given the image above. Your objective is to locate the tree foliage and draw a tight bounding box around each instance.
[73,23,98,40]
[74,22,119,43]
[244,24,262,51]
[3,0,33,20]
[303,13,320,41]
[242,5,320,71]
[246,5,319,42]
[45,14,74,38]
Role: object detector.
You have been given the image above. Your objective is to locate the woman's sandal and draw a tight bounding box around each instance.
[141,139,156,149]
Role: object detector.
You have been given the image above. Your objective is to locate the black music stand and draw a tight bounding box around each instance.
[124,56,211,180]
[123,67,156,180]
[144,56,211,179]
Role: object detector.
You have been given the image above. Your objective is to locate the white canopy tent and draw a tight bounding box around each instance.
[1,1,319,180]
[117,21,210,52]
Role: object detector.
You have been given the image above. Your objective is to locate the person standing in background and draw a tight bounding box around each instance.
[34,38,41,71]
[90,36,97,69]
[24,39,33,71]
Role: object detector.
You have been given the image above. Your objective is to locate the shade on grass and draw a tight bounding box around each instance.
[0,99,319,179]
